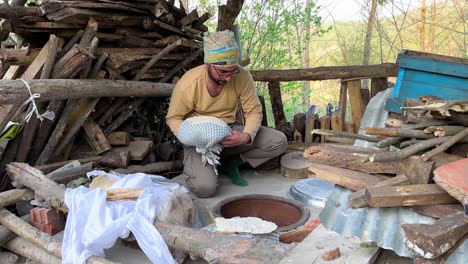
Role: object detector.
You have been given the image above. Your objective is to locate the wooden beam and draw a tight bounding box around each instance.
[0,79,174,104]
[308,163,389,191]
[402,212,468,259]
[250,64,398,82]
[82,117,111,155]
[370,77,387,98]
[304,114,315,144]
[365,184,457,207]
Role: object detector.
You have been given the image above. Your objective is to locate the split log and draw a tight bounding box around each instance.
[397,156,435,184]
[311,129,379,142]
[365,184,457,207]
[127,141,154,160]
[304,144,398,174]
[250,64,398,82]
[47,162,92,184]
[401,212,468,259]
[0,189,34,208]
[308,163,389,191]
[99,148,129,168]
[401,99,468,115]
[6,162,294,263]
[0,251,19,264]
[102,99,145,135]
[82,117,111,155]
[113,160,183,174]
[106,132,130,146]
[348,175,409,208]
[0,79,174,104]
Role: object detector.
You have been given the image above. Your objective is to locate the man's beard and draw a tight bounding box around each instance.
[207,67,228,85]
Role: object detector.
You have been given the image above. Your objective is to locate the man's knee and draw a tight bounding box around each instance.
[188,180,218,198]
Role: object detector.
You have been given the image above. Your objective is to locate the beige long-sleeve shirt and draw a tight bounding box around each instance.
[166,65,262,141]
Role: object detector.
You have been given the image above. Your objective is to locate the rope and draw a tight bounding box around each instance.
[20,79,45,122]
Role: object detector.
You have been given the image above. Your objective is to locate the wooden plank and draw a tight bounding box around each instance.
[397,156,435,184]
[128,141,154,161]
[106,132,129,146]
[365,184,457,207]
[303,144,399,174]
[308,163,389,191]
[401,212,468,259]
[348,175,410,208]
[347,80,363,133]
[35,156,102,174]
[82,117,111,155]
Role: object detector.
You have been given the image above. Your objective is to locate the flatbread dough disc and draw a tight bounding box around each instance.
[215,217,278,234]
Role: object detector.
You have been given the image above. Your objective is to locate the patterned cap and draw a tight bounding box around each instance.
[204,30,240,66]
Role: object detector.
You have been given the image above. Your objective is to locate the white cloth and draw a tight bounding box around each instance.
[62,172,183,264]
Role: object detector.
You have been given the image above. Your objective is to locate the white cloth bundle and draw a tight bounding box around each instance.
[177,116,232,174]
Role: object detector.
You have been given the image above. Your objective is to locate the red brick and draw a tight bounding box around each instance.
[39,208,65,225]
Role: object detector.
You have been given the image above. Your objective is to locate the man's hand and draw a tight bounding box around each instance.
[221,130,251,147]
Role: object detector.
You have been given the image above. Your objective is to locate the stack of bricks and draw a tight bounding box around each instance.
[30,208,65,235]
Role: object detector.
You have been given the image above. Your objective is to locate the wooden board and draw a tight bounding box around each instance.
[303,144,399,174]
[365,184,457,207]
[128,141,153,161]
[402,212,468,259]
[106,132,129,146]
[308,163,389,191]
[348,174,409,208]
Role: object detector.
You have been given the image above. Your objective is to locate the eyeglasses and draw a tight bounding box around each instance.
[212,66,240,78]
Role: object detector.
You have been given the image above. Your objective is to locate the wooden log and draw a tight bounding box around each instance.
[319,116,331,143]
[47,162,92,184]
[365,184,457,207]
[402,212,468,259]
[57,29,83,58]
[303,144,398,174]
[0,79,174,104]
[250,64,398,82]
[348,174,409,208]
[308,163,389,191]
[397,156,435,184]
[6,162,293,263]
[217,0,244,31]
[159,48,203,83]
[347,80,363,133]
[3,237,61,264]
[422,127,468,161]
[364,128,434,139]
[268,81,289,134]
[0,6,43,19]
[106,132,129,146]
[82,117,111,155]
[425,126,466,137]
[0,189,34,208]
[312,129,379,142]
[102,99,145,135]
[113,160,183,174]
[280,152,313,179]
[51,44,94,79]
[376,137,403,148]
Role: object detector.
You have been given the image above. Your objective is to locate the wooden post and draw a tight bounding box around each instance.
[319,115,331,143]
[347,80,364,133]
[370,77,387,98]
[267,81,287,130]
[338,81,347,131]
[304,114,315,144]
[258,96,268,127]
[330,112,342,132]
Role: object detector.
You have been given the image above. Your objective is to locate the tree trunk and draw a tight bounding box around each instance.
[420,0,427,51]
[217,0,244,31]
[363,0,378,66]
[0,79,174,104]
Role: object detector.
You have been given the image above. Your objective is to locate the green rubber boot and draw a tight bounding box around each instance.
[220,155,248,186]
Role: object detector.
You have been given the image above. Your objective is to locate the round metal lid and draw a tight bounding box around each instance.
[288,178,335,208]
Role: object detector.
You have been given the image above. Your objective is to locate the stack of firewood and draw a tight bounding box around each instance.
[301,97,468,262]
[0,0,211,192]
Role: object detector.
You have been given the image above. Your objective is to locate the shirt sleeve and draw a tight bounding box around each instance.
[165,81,195,136]
[238,71,262,142]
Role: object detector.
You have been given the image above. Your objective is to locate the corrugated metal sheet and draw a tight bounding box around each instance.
[319,186,467,263]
